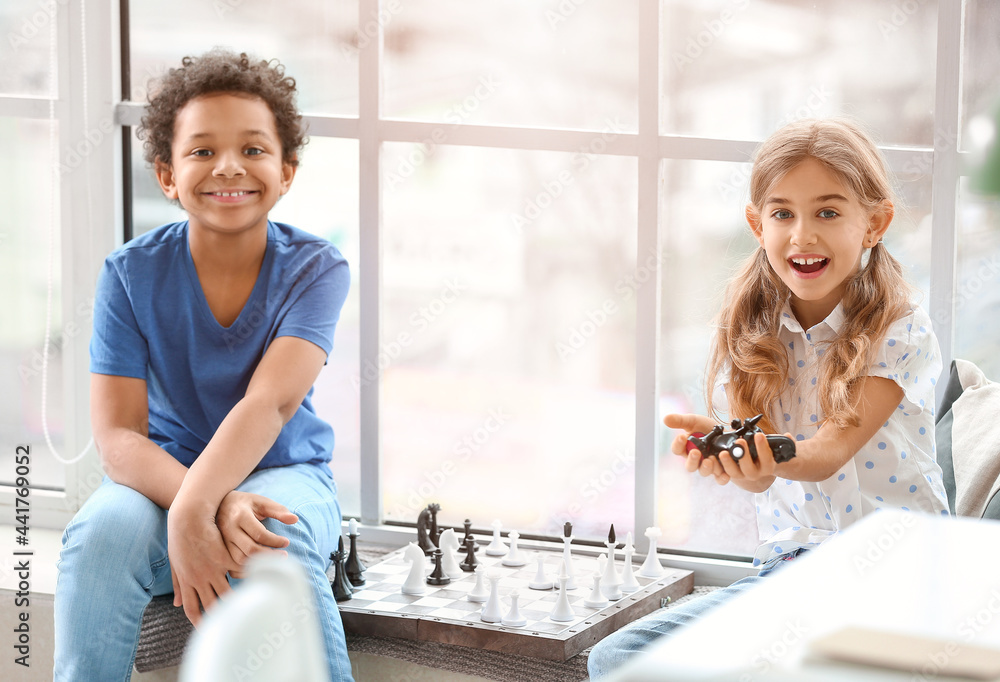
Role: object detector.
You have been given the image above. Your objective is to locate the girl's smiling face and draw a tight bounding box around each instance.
[747,156,892,329]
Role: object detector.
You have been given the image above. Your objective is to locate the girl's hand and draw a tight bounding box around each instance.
[663,413,731,486]
[216,491,299,579]
[167,499,241,626]
[716,432,790,492]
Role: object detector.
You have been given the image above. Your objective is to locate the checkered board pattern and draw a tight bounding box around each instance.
[338,544,694,661]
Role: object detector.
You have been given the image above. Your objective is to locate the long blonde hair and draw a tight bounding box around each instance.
[707,119,912,432]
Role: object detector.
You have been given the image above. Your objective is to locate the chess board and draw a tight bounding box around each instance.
[337,543,694,661]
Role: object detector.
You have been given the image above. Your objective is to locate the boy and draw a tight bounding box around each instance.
[54,50,354,681]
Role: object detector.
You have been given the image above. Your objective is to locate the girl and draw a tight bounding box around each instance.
[588,118,949,678]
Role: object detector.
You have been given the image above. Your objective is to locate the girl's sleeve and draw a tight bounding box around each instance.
[868,306,942,415]
[274,247,351,357]
[89,258,150,379]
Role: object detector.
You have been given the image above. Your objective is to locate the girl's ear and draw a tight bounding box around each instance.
[746,204,764,246]
[865,200,894,247]
[154,158,179,200]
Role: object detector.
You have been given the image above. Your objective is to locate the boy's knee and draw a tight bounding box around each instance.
[63,483,165,559]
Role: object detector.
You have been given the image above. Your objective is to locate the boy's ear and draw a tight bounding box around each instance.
[154,158,179,201]
[866,200,894,247]
[279,156,297,196]
[746,204,764,245]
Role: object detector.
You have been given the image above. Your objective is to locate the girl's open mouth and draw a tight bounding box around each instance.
[789,257,829,275]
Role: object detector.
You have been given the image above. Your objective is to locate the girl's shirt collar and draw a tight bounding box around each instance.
[778,299,846,336]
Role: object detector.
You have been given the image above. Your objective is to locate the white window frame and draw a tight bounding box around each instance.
[5,0,970,585]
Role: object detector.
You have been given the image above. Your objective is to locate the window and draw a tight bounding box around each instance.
[8,2,996,574]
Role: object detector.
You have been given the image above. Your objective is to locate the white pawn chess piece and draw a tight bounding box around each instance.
[529,553,552,590]
[561,532,577,590]
[467,565,489,603]
[502,589,527,627]
[621,532,640,593]
[600,550,622,601]
[584,572,609,609]
[438,528,464,579]
[549,570,575,623]
[401,542,426,596]
[485,519,507,556]
[481,572,503,622]
[501,530,527,567]
[638,526,664,579]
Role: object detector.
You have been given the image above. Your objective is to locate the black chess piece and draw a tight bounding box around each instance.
[462,518,479,553]
[564,521,573,538]
[330,536,354,602]
[416,506,436,555]
[345,527,367,587]
[426,548,450,585]
[428,503,441,549]
[460,536,479,572]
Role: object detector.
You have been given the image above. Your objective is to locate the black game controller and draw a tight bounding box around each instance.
[685,414,796,464]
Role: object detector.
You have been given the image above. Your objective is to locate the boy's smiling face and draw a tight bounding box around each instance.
[747,157,892,329]
[155,92,295,238]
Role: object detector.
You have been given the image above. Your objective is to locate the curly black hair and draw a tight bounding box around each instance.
[138,48,306,167]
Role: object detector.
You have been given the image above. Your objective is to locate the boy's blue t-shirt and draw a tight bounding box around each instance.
[90,220,350,472]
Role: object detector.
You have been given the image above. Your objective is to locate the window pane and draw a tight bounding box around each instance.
[962,1,1000,152]
[383,0,637,131]
[0,117,65,489]
[128,133,362,516]
[0,1,56,97]
[129,0,357,116]
[954,179,1000,379]
[660,0,937,146]
[382,143,638,542]
[657,156,933,556]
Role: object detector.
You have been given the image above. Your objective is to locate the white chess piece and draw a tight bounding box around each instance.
[638,526,664,578]
[549,570,575,622]
[438,528,464,579]
[485,519,507,556]
[401,542,426,596]
[502,589,527,627]
[467,565,489,602]
[561,532,577,590]
[621,532,640,593]
[584,572,609,609]
[481,572,503,622]
[501,530,527,567]
[600,549,622,601]
[529,553,552,590]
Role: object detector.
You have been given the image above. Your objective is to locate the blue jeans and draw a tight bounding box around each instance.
[587,550,806,680]
[54,463,354,682]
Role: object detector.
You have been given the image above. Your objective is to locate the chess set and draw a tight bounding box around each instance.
[330,508,694,661]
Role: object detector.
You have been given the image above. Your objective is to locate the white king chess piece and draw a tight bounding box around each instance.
[638,526,664,579]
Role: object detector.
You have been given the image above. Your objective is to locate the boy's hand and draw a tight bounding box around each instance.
[216,491,298,578]
[664,413,730,485]
[167,500,241,627]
